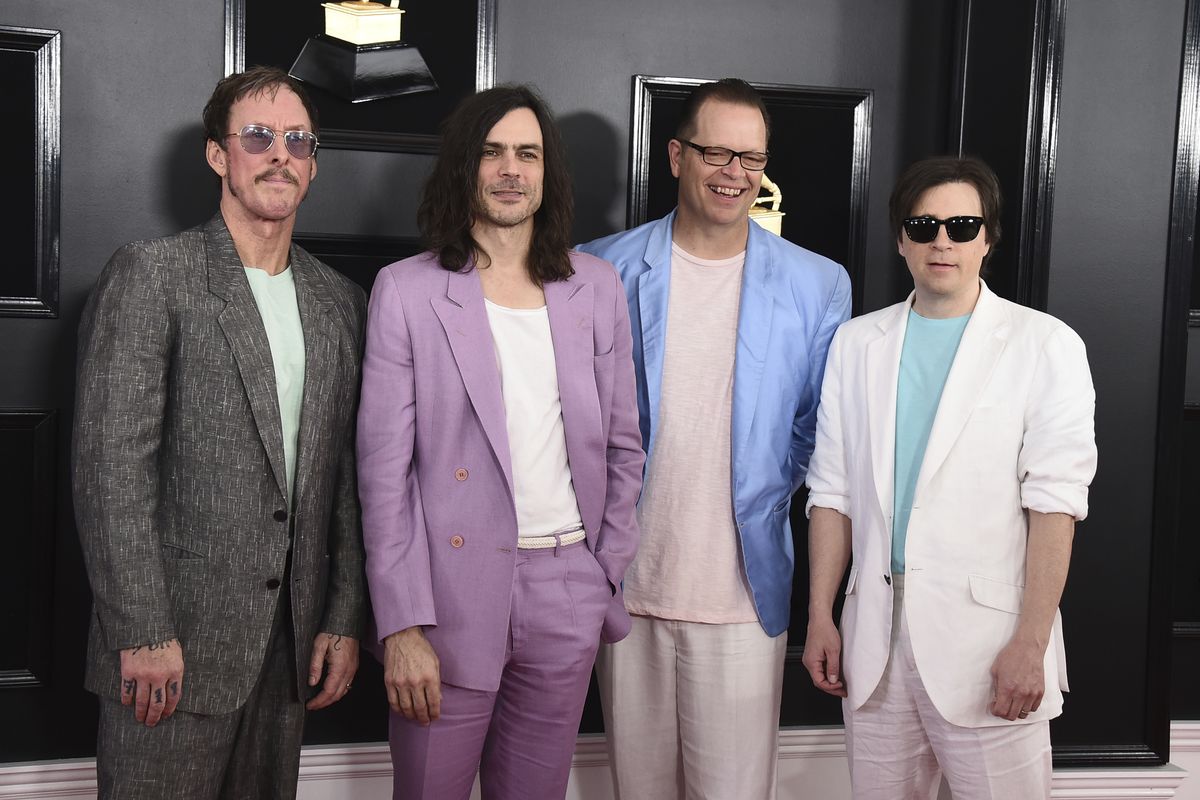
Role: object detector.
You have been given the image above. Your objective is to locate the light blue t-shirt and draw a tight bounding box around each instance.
[244,266,305,507]
[892,308,971,574]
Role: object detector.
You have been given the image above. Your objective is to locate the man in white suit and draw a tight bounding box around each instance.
[802,156,1097,799]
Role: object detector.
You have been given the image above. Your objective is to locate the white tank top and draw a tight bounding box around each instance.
[484,299,584,538]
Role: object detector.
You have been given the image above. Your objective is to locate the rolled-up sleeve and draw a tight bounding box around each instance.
[806,326,851,518]
[1017,325,1097,520]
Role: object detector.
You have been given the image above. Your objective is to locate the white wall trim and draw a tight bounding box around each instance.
[0,724,1195,799]
[1174,722,1200,752]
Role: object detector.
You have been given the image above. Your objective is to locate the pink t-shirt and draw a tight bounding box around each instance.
[623,244,758,624]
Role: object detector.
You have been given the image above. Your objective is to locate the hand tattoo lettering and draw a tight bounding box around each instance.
[129,640,173,655]
[123,679,135,695]
[154,688,163,704]
[332,634,343,652]
[170,681,179,697]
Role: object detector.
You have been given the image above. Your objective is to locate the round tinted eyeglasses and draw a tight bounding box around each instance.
[224,124,319,160]
[678,139,769,171]
[902,215,985,243]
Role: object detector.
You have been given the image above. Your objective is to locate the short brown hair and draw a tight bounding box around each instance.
[202,66,320,148]
[675,78,771,142]
[888,156,1003,259]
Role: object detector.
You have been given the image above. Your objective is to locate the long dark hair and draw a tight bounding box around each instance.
[418,85,575,284]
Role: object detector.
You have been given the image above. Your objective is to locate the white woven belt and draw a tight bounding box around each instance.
[516,530,587,550]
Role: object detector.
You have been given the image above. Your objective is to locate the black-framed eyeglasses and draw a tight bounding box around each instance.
[224,124,319,160]
[677,139,769,171]
[902,215,986,243]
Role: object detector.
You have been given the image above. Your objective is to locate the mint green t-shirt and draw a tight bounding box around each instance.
[244,267,305,507]
[892,308,971,574]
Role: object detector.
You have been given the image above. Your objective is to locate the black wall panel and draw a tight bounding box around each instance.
[0,412,56,688]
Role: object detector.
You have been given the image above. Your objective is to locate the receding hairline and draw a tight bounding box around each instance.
[678,96,770,142]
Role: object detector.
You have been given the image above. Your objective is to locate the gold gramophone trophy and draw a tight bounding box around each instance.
[289,0,437,103]
[747,173,785,236]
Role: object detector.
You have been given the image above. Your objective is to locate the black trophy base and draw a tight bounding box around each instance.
[289,34,437,104]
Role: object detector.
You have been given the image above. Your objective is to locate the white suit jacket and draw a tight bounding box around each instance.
[806,282,1097,728]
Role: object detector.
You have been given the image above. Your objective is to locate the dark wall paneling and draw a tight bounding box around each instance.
[225,0,495,153]
[950,0,1064,311]
[0,411,56,688]
[0,25,60,317]
[1166,0,1200,731]
[293,234,422,296]
[1046,0,1185,768]
[628,75,872,316]
[290,234,417,744]
[1171,408,1200,717]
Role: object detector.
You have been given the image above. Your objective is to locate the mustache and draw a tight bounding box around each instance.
[256,167,299,185]
[487,180,526,192]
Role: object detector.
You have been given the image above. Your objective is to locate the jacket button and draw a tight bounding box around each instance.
[266,578,281,590]
[454,468,469,481]
[273,509,288,522]
[450,535,464,548]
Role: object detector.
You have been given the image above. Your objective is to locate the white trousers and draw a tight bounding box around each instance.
[595,615,786,800]
[844,577,1052,800]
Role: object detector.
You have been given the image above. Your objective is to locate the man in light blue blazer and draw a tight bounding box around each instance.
[579,78,851,799]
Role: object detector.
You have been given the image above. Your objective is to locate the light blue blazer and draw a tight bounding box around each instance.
[579,211,851,635]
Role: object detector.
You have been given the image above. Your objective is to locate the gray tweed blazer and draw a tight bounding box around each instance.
[73,214,368,715]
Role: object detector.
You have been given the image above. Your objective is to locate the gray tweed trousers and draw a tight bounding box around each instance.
[96,593,305,800]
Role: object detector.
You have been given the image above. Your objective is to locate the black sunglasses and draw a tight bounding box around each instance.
[902,215,986,244]
[224,124,319,160]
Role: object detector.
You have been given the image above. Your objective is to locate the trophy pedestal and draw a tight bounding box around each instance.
[289,34,437,104]
[749,209,785,237]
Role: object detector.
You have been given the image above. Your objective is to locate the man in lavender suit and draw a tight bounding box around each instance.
[356,85,645,799]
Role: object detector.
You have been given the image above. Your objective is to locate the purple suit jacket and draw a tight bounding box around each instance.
[357,250,645,692]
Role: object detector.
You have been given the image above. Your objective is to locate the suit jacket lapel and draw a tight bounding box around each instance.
[635,214,673,459]
[914,283,1010,498]
[289,248,343,507]
[866,298,909,529]
[205,216,288,501]
[731,223,774,473]
[545,277,604,533]
[431,268,515,497]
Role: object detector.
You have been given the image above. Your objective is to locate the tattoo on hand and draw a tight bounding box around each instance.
[129,640,172,656]
[170,681,179,697]
[123,679,135,695]
[154,688,163,704]
[332,635,343,652]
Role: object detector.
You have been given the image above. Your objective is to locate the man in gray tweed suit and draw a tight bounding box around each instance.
[73,67,367,798]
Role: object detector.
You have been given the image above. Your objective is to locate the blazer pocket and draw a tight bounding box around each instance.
[968,573,1024,614]
[844,565,859,596]
[160,541,206,560]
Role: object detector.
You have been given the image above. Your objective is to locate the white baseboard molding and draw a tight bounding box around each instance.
[0,724,1194,799]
